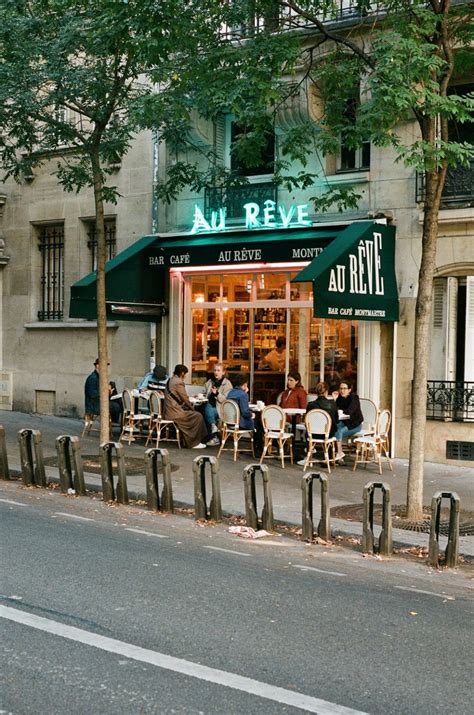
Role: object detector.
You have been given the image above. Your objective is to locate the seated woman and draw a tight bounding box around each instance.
[279,371,308,413]
[333,380,364,462]
[201,363,233,445]
[163,364,209,449]
[296,381,337,466]
[306,381,338,436]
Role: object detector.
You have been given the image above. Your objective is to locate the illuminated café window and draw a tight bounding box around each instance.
[289,275,313,301]
[222,274,253,302]
[191,275,221,303]
[256,272,286,301]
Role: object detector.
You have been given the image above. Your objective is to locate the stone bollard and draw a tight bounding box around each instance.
[18,428,46,487]
[428,491,460,568]
[144,448,174,513]
[301,471,331,542]
[362,481,393,555]
[55,435,86,496]
[0,425,10,480]
[243,463,273,532]
[193,455,222,522]
[100,441,128,504]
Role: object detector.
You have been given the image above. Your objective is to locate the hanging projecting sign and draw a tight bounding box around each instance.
[292,222,399,322]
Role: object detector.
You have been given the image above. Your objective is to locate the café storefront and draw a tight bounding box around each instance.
[70,209,398,405]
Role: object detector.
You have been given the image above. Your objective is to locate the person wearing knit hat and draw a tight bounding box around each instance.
[138,364,168,392]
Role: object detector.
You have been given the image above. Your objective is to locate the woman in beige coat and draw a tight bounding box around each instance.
[163,364,209,449]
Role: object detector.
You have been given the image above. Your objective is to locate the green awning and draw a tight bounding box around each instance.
[292,222,399,322]
[70,225,342,321]
[69,235,167,321]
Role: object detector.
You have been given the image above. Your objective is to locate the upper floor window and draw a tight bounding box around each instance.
[228,119,275,178]
[337,92,370,172]
[37,223,64,321]
[86,218,117,272]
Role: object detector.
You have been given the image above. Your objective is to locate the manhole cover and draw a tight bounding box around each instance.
[43,455,180,475]
[330,504,474,535]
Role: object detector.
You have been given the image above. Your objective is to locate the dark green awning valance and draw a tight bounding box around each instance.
[69,221,398,322]
[70,235,167,321]
[292,222,399,322]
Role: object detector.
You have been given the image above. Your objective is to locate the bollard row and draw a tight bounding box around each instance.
[145,448,174,513]
[2,426,464,567]
[193,455,222,522]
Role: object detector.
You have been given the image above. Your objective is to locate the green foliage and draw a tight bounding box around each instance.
[146,0,474,206]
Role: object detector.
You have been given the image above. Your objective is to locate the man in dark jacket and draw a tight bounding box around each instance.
[84,359,122,423]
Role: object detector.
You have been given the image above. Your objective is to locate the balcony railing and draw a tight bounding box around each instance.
[416,161,474,207]
[204,182,277,220]
[426,380,474,422]
[223,1,385,38]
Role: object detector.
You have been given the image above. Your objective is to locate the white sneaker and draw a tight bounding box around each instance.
[210,424,219,434]
[206,436,220,447]
[297,458,307,466]
[192,443,207,449]
[335,451,345,461]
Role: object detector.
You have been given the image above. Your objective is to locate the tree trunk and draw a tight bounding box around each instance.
[91,145,111,444]
[406,165,446,520]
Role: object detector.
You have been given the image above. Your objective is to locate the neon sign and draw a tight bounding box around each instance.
[190,200,312,234]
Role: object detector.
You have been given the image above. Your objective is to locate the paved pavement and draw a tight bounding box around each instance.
[1,410,473,556]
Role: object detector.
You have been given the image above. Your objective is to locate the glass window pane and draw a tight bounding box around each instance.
[289,309,322,394]
[323,320,358,392]
[290,275,313,301]
[256,272,286,301]
[223,274,253,302]
[191,275,221,303]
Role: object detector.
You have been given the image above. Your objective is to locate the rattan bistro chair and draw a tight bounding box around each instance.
[119,388,150,445]
[260,405,294,468]
[302,409,337,473]
[353,408,392,474]
[145,391,181,449]
[217,399,255,462]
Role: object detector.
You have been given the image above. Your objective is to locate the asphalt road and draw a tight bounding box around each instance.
[1,481,473,715]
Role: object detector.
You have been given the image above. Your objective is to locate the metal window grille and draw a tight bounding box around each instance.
[37,224,64,321]
[87,219,117,271]
[426,380,474,422]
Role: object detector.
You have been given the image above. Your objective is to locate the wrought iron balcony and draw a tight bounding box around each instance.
[204,183,277,221]
[416,161,474,207]
[426,380,474,422]
[223,1,385,38]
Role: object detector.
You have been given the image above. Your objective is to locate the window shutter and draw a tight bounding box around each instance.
[430,278,448,379]
[465,276,474,382]
[214,114,225,167]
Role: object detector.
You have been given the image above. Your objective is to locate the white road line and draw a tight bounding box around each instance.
[0,498,28,506]
[125,528,169,539]
[395,586,455,600]
[0,604,366,715]
[203,545,251,557]
[293,564,347,578]
[54,512,94,522]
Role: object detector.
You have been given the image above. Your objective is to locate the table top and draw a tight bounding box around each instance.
[282,407,306,415]
[189,396,208,406]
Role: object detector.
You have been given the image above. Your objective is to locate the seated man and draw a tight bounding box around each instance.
[84,358,122,424]
[201,363,233,446]
[138,364,168,392]
[227,373,255,430]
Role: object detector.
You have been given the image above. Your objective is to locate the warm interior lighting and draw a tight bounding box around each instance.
[172,261,309,275]
[194,293,205,303]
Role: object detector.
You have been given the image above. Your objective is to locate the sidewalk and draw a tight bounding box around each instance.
[1,410,473,557]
